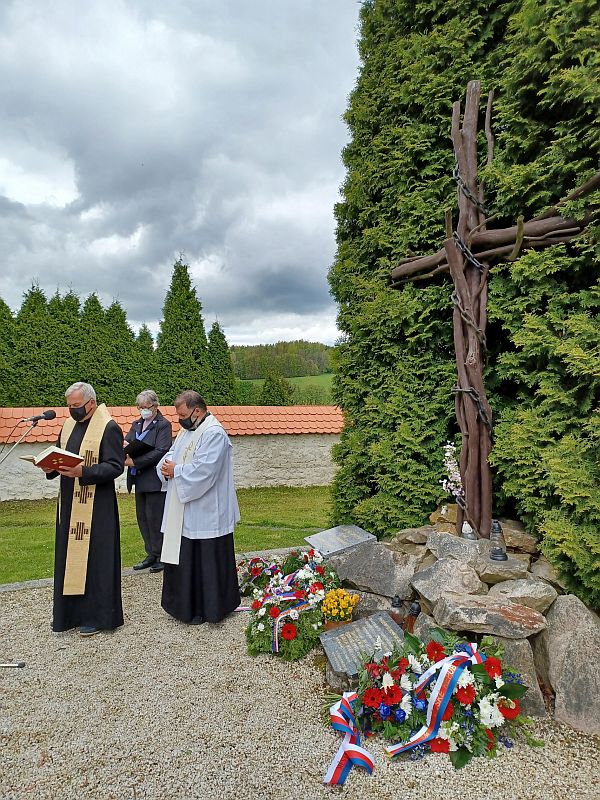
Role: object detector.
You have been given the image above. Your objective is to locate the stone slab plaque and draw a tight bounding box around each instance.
[320,612,405,683]
[305,524,376,558]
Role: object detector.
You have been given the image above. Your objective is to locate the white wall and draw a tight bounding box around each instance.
[0,434,340,501]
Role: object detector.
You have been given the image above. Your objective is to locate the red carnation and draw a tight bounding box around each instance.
[391,658,409,679]
[383,684,402,705]
[484,656,502,679]
[362,688,383,709]
[455,684,476,706]
[251,600,262,610]
[251,567,261,577]
[429,737,450,754]
[281,623,297,641]
[485,729,495,750]
[308,549,316,557]
[309,581,324,593]
[426,641,446,663]
[269,606,281,618]
[315,565,325,575]
[498,698,521,720]
[441,701,454,722]
[294,590,307,600]
[365,662,381,679]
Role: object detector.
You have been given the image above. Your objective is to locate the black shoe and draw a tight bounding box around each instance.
[133,555,156,570]
[79,625,102,637]
[149,561,165,573]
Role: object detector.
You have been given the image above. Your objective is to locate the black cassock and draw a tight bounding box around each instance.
[48,418,125,632]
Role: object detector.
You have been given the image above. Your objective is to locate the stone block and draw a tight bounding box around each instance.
[493,636,547,717]
[475,556,530,585]
[429,503,458,525]
[530,555,567,591]
[433,594,547,639]
[507,552,532,569]
[412,612,438,643]
[390,526,435,545]
[531,595,600,735]
[328,542,419,599]
[353,591,395,620]
[498,518,539,554]
[411,557,488,611]
[427,530,489,566]
[488,578,557,614]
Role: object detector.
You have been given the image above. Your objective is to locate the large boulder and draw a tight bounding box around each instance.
[429,504,458,526]
[328,542,419,599]
[488,578,558,614]
[353,590,395,620]
[433,594,547,639]
[493,636,547,718]
[412,612,438,643]
[411,557,487,613]
[475,556,530,585]
[426,531,489,566]
[531,595,600,735]
[498,518,540,554]
[390,526,435,545]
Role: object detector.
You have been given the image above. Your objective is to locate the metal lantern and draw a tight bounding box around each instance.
[489,518,508,561]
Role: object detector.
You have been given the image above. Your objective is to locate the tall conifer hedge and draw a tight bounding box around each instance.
[329,0,599,606]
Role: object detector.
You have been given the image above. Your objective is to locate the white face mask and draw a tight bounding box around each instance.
[139,408,154,420]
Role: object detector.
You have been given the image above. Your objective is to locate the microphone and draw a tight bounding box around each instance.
[21,410,57,422]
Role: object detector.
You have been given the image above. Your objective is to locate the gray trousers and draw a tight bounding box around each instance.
[135,491,166,559]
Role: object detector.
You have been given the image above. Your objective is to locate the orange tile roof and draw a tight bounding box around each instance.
[0,405,344,443]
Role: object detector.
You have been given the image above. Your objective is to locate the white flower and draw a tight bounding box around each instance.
[257,623,265,632]
[290,610,299,620]
[381,672,395,691]
[438,721,459,750]
[258,608,266,617]
[400,674,413,692]
[494,676,505,689]
[312,623,319,630]
[312,550,324,563]
[400,694,413,715]
[457,670,475,689]
[408,654,423,674]
[478,694,505,728]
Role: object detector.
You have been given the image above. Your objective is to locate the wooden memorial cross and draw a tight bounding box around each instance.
[390,80,598,538]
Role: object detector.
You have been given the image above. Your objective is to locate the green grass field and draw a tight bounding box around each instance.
[0,486,332,585]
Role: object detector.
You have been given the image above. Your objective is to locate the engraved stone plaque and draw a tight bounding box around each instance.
[320,612,405,689]
[305,524,376,558]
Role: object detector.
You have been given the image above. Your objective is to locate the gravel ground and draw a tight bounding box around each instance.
[1,574,599,800]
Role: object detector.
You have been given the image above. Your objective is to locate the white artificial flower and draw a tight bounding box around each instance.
[381,672,395,691]
[290,610,299,620]
[457,669,475,688]
[478,694,505,728]
[312,551,324,563]
[258,608,266,617]
[494,676,505,689]
[408,654,423,674]
[257,623,265,632]
[400,694,413,715]
[400,674,413,692]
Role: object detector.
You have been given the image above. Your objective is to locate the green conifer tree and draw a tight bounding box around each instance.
[46,290,82,404]
[207,321,239,404]
[155,259,212,403]
[12,285,52,405]
[0,298,16,406]
[133,324,158,400]
[78,294,113,403]
[259,372,295,406]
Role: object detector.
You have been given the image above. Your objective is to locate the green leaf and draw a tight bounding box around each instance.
[499,682,528,699]
[403,631,422,654]
[449,747,473,769]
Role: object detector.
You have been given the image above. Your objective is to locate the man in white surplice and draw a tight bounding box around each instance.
[156,390,241,624]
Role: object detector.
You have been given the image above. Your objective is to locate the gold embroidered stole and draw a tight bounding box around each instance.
[60,403,112,595]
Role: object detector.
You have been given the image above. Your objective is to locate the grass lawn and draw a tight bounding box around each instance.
[0,486,331,585]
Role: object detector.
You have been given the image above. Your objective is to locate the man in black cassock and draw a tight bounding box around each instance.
[41,382,125,636]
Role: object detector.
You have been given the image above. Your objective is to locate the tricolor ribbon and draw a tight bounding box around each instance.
[271,601,310,653]
[324,691,374,785]
[385,643,485,758]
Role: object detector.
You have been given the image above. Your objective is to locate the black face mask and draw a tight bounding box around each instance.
[69,401,89,422]
[179,410,198,430]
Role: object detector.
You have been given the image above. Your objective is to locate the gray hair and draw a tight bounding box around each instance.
[65,382,96,402]
[136,389,159,407]
[174,390,206,411]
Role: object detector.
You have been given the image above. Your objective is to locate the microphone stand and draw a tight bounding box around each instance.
[0,421,40,467]
[0,420,44,668]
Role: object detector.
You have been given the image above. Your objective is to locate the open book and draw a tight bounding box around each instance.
[19,446,84,470]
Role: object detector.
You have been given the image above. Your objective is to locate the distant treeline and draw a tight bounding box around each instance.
[230,341,332,380]
[0,260,334,408]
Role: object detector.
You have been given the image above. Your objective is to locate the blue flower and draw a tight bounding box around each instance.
[413,698,427,712]
[394,708,406,724]
[455,643,473,654]
[379,703,391,719]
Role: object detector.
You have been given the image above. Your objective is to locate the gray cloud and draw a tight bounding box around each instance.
[0,0,360,343]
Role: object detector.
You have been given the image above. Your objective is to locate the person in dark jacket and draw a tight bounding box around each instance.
[125,389,173,572]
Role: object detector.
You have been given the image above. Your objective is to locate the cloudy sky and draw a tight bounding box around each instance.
[0,0,361,345]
